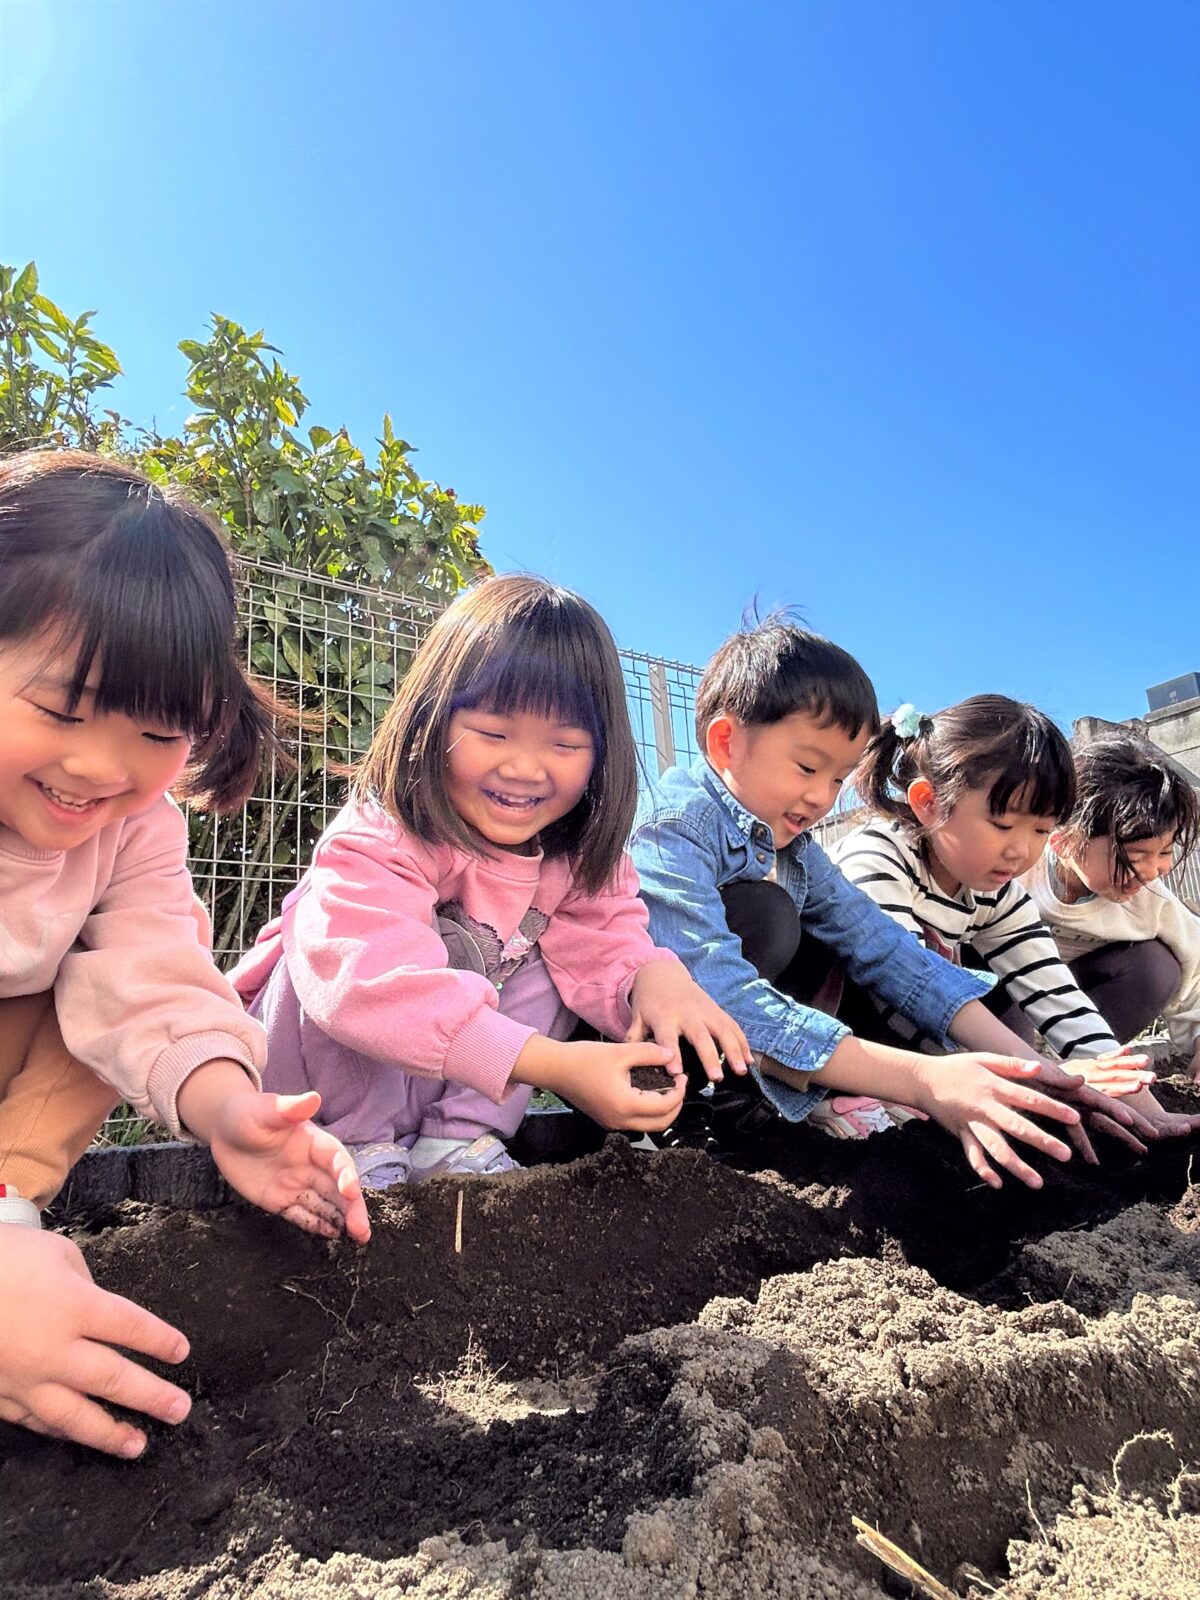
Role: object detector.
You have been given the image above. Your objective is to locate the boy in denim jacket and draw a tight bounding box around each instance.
[629,617,1141,1189]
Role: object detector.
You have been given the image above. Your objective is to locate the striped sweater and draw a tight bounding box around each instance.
[831,819,1120,1060]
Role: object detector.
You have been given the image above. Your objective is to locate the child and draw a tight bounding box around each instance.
[0,449,369,1461]
[232,574,748,1185]
[631,618,1149,1189]
[833,697,1194,1139]
[1022,733,1200,1083]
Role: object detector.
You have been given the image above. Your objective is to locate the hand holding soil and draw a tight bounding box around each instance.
[625,958,751,1080]
[0,1226,190,1459]
[516,1036,686,1129]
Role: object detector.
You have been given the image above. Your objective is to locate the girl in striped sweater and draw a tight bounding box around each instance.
[831,695,1198,1142]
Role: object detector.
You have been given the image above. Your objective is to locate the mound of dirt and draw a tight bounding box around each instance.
[3,1077,1200,1599]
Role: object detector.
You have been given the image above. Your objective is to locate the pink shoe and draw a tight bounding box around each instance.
[808,1096,925,1140]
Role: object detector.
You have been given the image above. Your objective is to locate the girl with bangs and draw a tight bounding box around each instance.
[233,574,748,1185]
[1023,735,1200,1090]
[0,450,368,1463]
[832,696,1193,1140]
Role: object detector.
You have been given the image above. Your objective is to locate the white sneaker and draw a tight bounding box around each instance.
[0,1183,42,1228]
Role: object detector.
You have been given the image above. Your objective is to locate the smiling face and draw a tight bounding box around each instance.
[1059,829,1178,903]
[444,706,596,852]
[0,633,192,852]
[708,710,870,848]
[915,779,1056,896]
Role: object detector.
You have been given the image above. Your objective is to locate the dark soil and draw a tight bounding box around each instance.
[3,1073,1200,1599]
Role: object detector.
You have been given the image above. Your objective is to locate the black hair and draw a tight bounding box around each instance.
[1063,734,1200,887]
[856,694,1076,831]
[0,448,280,811]
[355,573,637,895]
[694,611,879,743]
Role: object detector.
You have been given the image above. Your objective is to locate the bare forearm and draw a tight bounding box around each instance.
[761,1036,934,1112]
[175,1059,258,1143]
[946,999,1040,1061]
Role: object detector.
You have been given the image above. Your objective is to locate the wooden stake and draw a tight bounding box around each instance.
[454,1188,464,1255]
[852,1517,958,1600]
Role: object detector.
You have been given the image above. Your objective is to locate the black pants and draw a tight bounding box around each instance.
[669,880,844,1145]
[979,938,1183,1050]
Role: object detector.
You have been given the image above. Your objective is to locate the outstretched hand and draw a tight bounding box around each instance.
[207,1089,371,1242]
[912,1054,1086,1190]
[0,1226,191,1457]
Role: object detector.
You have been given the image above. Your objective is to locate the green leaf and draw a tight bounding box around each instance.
[14,262,37,299]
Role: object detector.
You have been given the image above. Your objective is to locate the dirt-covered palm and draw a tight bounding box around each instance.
[207,1090,371,1243]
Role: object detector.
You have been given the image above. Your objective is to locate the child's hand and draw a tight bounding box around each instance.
[911,1054,1088,1190]
[1051,1049,1156,1099]
[626,959,751,1082]
[206,1089,372,1243]
[0,1225,191,1457]
[544,1039,687,1131]
[1114,1085,1200,1142]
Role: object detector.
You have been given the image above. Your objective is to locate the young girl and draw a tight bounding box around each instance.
[1023,733,1200,1082]
[832,695,1194,1140]
[0,449,369,1461]
[232,574,748,1184]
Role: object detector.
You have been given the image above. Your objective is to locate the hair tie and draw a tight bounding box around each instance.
[890,703,927,741]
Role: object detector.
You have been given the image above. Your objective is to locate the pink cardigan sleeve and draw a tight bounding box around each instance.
[538,852,681,1039]
[53,799,265,1136]
[280,818,536,1104]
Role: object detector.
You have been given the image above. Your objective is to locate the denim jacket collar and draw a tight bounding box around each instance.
[692,756,804,862]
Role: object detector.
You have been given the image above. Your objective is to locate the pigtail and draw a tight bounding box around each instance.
[853,713,931,833]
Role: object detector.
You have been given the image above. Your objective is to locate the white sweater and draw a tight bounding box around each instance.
[832,819,1120,1060]
[1022,853,1200,1055]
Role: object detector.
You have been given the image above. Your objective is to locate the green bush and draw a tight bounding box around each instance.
[1,260,492,957]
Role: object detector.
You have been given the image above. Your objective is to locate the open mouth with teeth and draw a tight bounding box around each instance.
[481,789,544,814]
[34,781,106,814]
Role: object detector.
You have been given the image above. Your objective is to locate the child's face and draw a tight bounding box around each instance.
[1062,830,1177,902]
[0,634,193,852]
[921,782,1054,895]
[445,705,595,852]
[711,710,869,848]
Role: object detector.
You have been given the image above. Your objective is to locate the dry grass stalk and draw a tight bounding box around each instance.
[851,1516,958,1600]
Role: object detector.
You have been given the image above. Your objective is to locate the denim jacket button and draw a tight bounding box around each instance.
[756,851,767,863]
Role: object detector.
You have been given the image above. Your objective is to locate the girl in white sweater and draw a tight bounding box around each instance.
[1023,734,1200,1080]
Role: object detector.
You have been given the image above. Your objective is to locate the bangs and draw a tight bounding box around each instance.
[800,676,880,741]
[985,740,1075,821]
[53,498,238,738]
[453,606,605,749]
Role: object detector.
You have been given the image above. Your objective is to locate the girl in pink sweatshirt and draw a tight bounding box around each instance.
[0,450,368,1461]
[233,574,749,1185]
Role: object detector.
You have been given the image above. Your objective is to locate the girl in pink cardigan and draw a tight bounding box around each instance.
[234,574,749,1185]
[0,451,368,1462]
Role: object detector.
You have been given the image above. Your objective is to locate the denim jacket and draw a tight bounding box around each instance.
[630,759,991,1121]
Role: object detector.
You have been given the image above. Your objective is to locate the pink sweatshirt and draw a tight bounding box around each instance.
[232,799,681,1104]
[0,797,264,1135]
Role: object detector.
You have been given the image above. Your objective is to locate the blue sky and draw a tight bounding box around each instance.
[2,0,1197,730]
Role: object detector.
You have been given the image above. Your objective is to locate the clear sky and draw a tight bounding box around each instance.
[2,0,1197,731]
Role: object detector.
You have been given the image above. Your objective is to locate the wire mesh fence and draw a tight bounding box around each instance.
[191,560,1200,963]
[192,562,709,960]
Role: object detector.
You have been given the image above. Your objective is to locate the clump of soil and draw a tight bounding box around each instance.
[3,1074,1200,1599]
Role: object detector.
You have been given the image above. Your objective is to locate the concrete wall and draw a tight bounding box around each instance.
[1075,702,1200,783]
[1072,706,1200,911]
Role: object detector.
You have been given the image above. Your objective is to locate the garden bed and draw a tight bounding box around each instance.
[3,1075,1200,1599]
